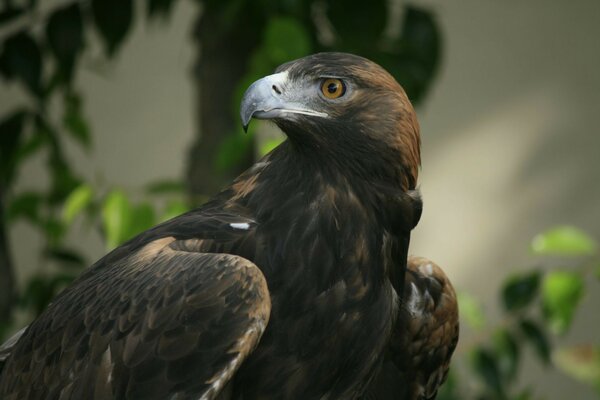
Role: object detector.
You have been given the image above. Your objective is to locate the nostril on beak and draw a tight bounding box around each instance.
[272,85,282,95]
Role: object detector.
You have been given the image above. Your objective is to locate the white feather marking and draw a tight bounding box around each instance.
[406,282,422,317]
[229,222,250,230]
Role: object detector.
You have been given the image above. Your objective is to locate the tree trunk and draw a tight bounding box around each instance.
[186,4,265,199]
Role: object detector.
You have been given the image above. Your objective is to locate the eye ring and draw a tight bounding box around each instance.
[320,78,346,99]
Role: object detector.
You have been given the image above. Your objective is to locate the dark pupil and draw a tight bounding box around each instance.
[327,82,338,93]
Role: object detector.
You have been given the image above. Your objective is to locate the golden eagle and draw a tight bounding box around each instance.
[0,53,458,400]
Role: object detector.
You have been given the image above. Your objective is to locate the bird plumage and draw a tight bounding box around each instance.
[0,52,457,400]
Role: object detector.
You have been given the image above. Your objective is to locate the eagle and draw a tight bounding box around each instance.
[0,53,458,399]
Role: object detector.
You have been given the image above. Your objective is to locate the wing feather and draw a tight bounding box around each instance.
[0,212,270,400]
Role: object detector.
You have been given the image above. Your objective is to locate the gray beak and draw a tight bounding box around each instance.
[240,71,328,132]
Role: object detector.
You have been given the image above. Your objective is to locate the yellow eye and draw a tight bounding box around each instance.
[320,78,346,99]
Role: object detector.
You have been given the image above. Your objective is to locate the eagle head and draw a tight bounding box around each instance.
[241,52,421,189]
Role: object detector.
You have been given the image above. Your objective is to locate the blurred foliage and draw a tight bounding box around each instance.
[440,226,600,399]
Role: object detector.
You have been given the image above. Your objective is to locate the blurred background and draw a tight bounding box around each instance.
[1,0,599,398]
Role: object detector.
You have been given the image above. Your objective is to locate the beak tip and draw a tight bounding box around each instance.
[242,123,249,133]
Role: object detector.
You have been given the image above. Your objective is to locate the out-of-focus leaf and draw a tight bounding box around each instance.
[263,17,311,65]
[62,92,91,149]
[45,3,83,83]
[20,272,76,315]
[0,30,42,95]
[436,369,460,400]
[7,192,42,223]
[62,184,94,224]
[101,189,132,249]
[595,265,600,281]
[501,270,541,312]
[541,271,584,335]
[554,345,600,393]
[42,217,66,245]
[161,199,189,222]
[43,247,86,269]
[325,0,386,49]
[471,348,504,396]
[259,137,284,156]
[493,329,520,382]
[146,0,178,19]
[519,319,551,364]
[457,291,486,330]
[215,131,253,172]
[0,109,27,185]
[145,179,185,195]
[0,6,25,24]
[531,226,596,256]
[127,202,155,239]
[91,0,134,57]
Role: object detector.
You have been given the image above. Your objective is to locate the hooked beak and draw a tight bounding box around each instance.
[240,71,328,132]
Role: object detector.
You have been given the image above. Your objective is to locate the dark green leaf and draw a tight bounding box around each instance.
[7,191,42,223]
[0,109,27,185]
[20,272,76,315]
[92,0,134,57]
[553,345,600,393]
[519,319,551,364]
[471,348,504,396]
[215,131,253,172]
[43,246,86,268]
[501,270,541,312]
[45,3,83,83]
[101,189,132,249]
[0,30,42,95]
[325,0,386,49]
[0,6,25,25]
[62,92,91,149]
[531,226,596,256]
[41,217,66,245]
[145,179,185,194]
[62,184,94,224]
[127,202,155,239]
[541,271,584,335]
[263,17,311,64]
[493,329,520,382]
[146,0,178,19]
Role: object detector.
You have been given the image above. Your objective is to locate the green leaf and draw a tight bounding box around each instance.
[0,6,25,25]
[471,348,504,396]
[553,345,600,393]
[101,189,132,249]
[43,247,86,269]
[325,0,386,49]
[519,319,551,364]
[92,0,134,57]
[62,184,94,225]
[161,199,189,222]
[145,179,185,195]
[259,137,284,157]
[541,271,584,335]
[501,270,541,312]
[42,217,66,245]
[215,131,253,173]
[0,109,27,186]
[45,3,83,83]
[493,329,520,382]
[62,92,91,149]
[263,17,311,64]
[457,291,486,330]
[127,202,155,239]
[0,30,42,95]
[531,226,596,256]
[7,192,42,223]
[146,0,178,19]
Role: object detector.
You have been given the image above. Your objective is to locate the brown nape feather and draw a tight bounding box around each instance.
[365,257,459,400]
